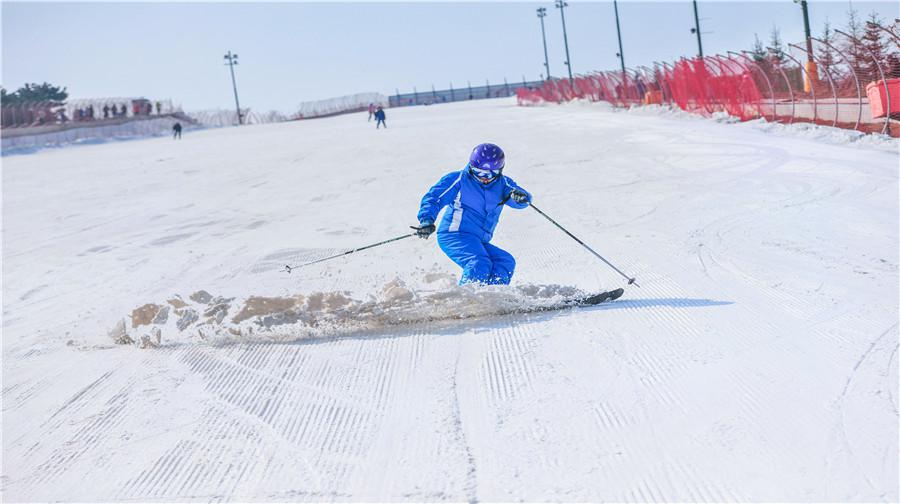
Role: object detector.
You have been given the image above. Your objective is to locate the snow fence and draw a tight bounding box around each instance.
[517,20,900,137]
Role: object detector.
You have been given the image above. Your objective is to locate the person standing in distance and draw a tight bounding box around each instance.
[374,106,386,129]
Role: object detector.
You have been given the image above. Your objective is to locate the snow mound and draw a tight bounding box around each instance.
[111,278,589,347]
[736,118,899,151]
[604,103,899,151]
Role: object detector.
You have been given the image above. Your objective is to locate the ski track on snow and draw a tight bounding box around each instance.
[2,98,898,501]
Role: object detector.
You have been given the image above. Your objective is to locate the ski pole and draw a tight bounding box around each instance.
[529,203,639,287]
[284,232,417,273]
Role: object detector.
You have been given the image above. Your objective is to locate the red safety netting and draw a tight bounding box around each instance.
[516,20,899,136]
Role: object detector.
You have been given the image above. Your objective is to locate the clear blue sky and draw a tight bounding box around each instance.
[3,1,897,112]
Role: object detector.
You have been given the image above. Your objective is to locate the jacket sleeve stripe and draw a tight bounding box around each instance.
[448,191,464,232]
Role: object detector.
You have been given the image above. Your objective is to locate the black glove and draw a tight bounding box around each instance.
[412,222,435,239]
[510,190,530,204]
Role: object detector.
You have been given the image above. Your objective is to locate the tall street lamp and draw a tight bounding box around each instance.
[795,0,818,91]
[690,0,704,58]
[537,7,551,80]
[223,51,243,125]
[613,0,627,82]
[555,0,573,83]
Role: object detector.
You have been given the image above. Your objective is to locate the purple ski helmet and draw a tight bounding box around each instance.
[467,143,505,183]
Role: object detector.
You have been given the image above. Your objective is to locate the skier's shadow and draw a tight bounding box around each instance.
[168,297,734,350]
[580,297,733,311]
[444,297,734,329]
[279,297,734,347]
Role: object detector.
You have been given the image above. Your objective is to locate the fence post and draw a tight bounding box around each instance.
[656,62,672,105]
[778,48,819,126]
[729,51,776,122]
[811,36,862,130]
[749,51,795,124]
[790,42,838,128]
[708,55,745,119]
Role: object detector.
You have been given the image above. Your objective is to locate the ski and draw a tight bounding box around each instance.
[571,287,625,306]
[523,288,624,313]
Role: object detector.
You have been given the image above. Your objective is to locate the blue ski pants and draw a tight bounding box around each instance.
[437,232,516,285]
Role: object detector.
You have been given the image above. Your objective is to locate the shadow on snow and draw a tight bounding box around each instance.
[174,296,734,350]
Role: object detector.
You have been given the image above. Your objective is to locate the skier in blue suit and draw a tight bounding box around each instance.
[414,143,531,285]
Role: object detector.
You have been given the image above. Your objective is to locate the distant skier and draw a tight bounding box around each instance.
[414,143,531,285]
[367,103,375,122]
[172,122,182,139]
[374,106,386,129]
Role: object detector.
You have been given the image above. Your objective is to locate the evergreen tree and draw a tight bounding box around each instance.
[862,12,887,81]
[13,82,68,103]
[769,25,785,62]
[751,33,767,63]
[843,6,867,73]
[816,19,839,77]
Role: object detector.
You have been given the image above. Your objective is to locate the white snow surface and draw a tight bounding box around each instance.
[3,97,898,501]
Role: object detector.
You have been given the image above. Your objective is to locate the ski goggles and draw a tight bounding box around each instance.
[469,165,502,182]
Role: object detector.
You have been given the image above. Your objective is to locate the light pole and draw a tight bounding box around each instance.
[690,0,704,58]
[795,0,818,91]
[555,0,573,83]
[613,0,626,81]
[223,51,242,125]
[537,7,551,80]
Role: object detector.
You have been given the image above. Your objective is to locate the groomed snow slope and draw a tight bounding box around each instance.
[3,98,898,501]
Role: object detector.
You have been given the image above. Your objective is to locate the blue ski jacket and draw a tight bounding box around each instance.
[417,168,531,243]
